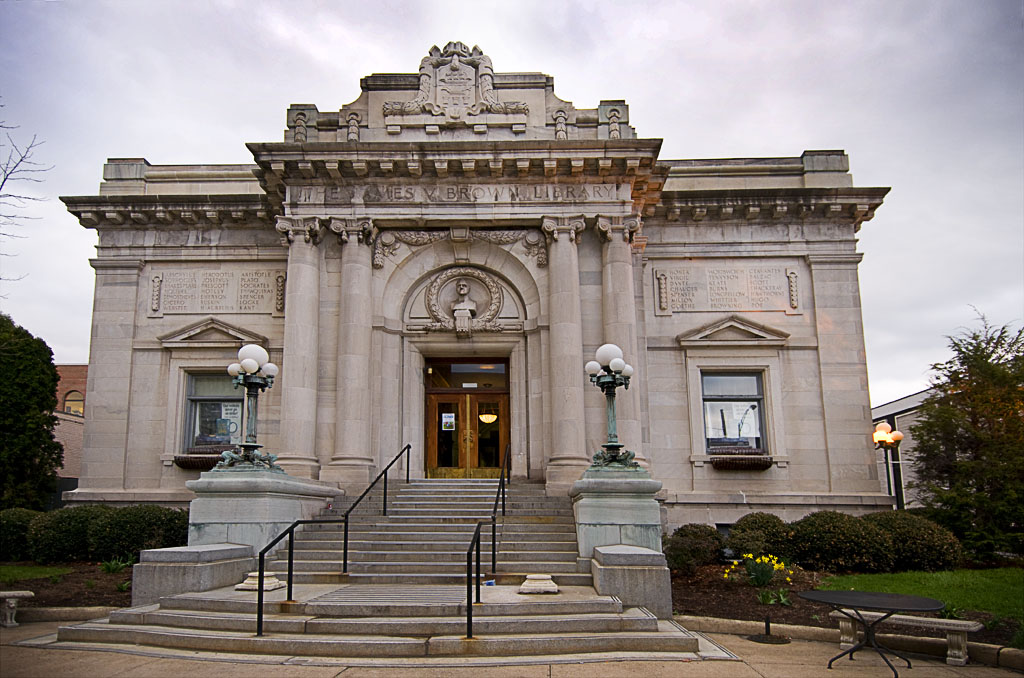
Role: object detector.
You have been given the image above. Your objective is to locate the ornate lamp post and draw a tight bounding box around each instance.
[214,344,283,472]
[584,343,639,468]
[873,421,905,510]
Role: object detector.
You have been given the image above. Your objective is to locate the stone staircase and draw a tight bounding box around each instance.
[276,478,590,586]
[54,478,704,659]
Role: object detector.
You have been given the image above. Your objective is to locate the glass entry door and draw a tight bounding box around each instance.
[426,393,509,478]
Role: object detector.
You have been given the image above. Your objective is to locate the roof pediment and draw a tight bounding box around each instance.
[676,315,789,348]
[159,317,267,349]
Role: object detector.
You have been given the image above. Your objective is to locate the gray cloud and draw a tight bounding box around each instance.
[0,0,1020,405]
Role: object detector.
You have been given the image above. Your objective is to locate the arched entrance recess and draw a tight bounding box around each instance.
[377,236,545,481]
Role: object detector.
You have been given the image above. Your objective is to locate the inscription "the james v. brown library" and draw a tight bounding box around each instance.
[155,270,284,315]
[654,265,799,315]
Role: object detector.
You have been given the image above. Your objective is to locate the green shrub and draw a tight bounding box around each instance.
[28,505,114,563]
[726,512,794,560]
[664,523,724,575]
[790,511,895,573]
[863,511,962,572]
[88,505,188,562]
[0,508,42,560]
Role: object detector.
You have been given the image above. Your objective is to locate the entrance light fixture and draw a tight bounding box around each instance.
[478,413,498,424]
[584,343,639,468]
[215,344,283,472]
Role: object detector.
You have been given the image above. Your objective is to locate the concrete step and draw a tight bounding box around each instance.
[110,606,658,636]
[56,619,697,657]
[156,588,624,618]
[300,572,594,586]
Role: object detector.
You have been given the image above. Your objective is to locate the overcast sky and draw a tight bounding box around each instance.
[0,0,1021,406]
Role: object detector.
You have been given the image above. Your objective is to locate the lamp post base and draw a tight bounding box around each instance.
[212,443,284,473]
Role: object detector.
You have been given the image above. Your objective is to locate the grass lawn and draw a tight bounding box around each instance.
[0,564,73,586]
[820,568,1024,621]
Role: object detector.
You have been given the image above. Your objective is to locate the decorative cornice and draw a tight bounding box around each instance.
[61,195,272,229]
[652,187,889,231]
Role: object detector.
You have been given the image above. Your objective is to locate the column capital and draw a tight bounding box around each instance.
[276,216,324,246]
[596,215,640,243]
[328,217,373,245]
[541,215,586,243]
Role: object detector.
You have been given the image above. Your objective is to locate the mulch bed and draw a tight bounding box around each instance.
[5,561,132,608]
[672,564,1020,647]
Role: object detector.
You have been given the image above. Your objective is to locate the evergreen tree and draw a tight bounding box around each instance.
[910,317,1024,557]
[0,313,63,509]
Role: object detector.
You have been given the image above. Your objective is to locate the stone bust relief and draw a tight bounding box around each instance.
[450,279,477,318]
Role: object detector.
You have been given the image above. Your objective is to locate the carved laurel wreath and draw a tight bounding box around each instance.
[424,267,502,331]
[372,229,547,269]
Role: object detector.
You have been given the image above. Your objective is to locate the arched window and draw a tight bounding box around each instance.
[64,391,85,416]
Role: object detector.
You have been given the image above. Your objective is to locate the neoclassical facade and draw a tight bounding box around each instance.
[62,42,892,526]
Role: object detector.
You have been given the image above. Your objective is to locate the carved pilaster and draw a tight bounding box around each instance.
[596,215,640,243]
[345,112,360,142]
[275,216,324,247]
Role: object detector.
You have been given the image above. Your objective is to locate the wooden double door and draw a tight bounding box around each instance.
[426,393,509,478]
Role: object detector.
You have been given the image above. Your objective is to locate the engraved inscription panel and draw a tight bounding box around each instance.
[654,265,800,315]
[157,270,283,314]
[289,183,625,206]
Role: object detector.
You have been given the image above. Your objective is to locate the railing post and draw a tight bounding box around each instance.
[287,528,295,601]
[383,468,388,516]
[256,553,265,636]
[491,520,497,573]
[343,517,350,573]
[466,545,473,638]
[475,528,482,603]
[405,444,410,483]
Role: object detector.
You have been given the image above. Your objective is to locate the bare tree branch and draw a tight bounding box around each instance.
[0,98,53,285]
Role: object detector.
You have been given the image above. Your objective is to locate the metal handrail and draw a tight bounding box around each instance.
[465,443,512,638]
[254,443,411,637]
[342,443,412,573]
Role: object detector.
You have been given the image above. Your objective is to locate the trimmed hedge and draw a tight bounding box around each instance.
[0,508,42,561]
[863,510,962,572]
[664,523,724,575]
[791,510,895,573]
[726,512,794,561]
[28,505,114,563]
[88,505,188,562]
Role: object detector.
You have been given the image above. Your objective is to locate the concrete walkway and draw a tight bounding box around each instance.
[3,621,1019,677]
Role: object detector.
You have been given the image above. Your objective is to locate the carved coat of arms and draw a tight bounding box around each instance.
[383,42,528,123]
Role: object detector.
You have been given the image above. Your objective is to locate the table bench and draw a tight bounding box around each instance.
[830,609,983,666]
[1,591,35,627]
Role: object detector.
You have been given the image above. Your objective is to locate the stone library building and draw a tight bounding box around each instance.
[62,42,892,528]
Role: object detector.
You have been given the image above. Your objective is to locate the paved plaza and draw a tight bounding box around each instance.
[3,621,1019,678]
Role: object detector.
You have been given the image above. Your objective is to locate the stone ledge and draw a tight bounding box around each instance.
[17,607,117,623]
[593,544,666,567]
[140,543,253,563]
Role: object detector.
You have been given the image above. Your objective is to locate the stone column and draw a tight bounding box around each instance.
[542,216,590,492]
[319,218,375,488]
[597,215,647,466]
[273,217,323,479]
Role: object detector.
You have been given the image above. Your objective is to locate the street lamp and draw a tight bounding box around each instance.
[584,343,639,468]
[873,421,905,510]
[214,344,283,472]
